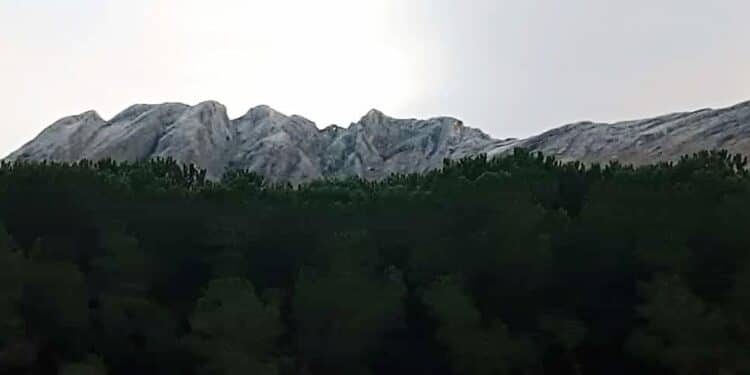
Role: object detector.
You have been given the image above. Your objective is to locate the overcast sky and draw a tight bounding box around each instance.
[2,0,750,157]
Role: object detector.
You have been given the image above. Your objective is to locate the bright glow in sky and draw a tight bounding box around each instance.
[2,0,750,157]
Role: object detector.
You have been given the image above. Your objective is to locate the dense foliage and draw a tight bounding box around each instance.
[1,149,750,374]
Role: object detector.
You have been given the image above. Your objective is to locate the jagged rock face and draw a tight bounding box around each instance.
[327,109,511,179]
[151,102,233,178]
[86,103,190,162]
[228,105,324,181]
[5,102,507,182]
[7,100,750,181]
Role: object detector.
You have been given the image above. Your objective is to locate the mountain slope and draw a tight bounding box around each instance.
[5,101,509,181]
[7,100,750,181]
[496,100,750,164]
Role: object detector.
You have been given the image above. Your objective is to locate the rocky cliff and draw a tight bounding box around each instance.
[7,100,750,181]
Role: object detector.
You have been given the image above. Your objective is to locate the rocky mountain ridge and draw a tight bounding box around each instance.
[508,100,750,165]
[6,100,750,181]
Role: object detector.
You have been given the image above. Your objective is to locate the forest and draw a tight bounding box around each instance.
[1,148,750,375]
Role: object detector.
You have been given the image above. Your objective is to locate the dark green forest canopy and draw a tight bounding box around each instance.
[1,149,750,374]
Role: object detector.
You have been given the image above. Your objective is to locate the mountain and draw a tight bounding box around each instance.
[502,100,750,165]
[4,101,512,181]
[6,100,750,181]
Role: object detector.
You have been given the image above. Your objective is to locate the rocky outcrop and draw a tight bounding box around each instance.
[5,101,509,181]
[494,100,750,165]
[7,100,750,181]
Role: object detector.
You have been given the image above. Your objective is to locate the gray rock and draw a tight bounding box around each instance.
[6,100,750,181]
[495,100,750,165]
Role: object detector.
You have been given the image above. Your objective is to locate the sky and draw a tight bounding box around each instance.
[1,0,750,157]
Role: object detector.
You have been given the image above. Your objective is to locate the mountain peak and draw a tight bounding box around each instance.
[362,108,387,120]
[47,110,104,129]
[190,101,228,118]
[239,104,285,120]
[195,100,225,109]
[72,110,104,123]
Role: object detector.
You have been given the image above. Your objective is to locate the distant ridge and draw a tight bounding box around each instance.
[6,100,750,181]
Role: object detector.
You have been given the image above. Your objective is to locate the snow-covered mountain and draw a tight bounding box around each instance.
[6,100,750,181]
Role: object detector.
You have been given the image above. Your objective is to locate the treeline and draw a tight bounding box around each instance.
[1,149,750,374]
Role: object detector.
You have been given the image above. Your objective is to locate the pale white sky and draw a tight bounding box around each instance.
[2,0,750,157]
